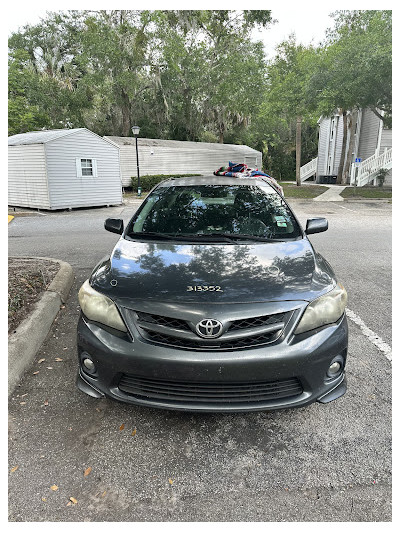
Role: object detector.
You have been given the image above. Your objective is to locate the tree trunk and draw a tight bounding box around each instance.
[296,116,302,186]
[337,109,348,184]
[343,109,358,184]
[219,131,224,143]
[120,89,131,137]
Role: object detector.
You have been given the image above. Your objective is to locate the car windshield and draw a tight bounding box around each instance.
[127,184,301,241]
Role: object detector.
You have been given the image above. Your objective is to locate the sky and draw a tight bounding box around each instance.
[6,5,335,58]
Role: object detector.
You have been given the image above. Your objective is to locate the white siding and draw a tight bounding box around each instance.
[8,144,50,209]
[333,115,344,174]
[112,140,262,187]
[380,129,392,152]
[45,130,122,209]
[358,109,381,161]
[317,117,331,177]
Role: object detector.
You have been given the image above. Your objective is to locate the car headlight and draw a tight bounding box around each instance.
[78,279,127,332]
[295,283,347,334]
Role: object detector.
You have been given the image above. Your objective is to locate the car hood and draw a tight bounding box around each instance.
[90,238,336,305]
[90,238,336,303]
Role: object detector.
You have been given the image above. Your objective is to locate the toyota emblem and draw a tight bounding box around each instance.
[195,318,223,338]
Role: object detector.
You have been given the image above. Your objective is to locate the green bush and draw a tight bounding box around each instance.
[130,174,202,191]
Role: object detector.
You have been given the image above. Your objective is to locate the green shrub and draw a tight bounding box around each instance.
[130,174,202,191]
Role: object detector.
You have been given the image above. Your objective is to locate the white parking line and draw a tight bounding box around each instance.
[346,308,392,362]
[336,204,357,212]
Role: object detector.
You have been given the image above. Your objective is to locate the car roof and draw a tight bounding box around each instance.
[157,175,278,192]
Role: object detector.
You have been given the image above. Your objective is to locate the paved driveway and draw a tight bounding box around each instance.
[8,199,391,521]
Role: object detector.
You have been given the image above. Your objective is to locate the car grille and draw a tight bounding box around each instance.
[130,309,291,351]
[229,313,286,330]
[118,374,303,404]
[136,312,191,331]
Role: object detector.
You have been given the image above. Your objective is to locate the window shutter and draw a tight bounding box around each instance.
[92,159,98,177]
[76,158,82,177]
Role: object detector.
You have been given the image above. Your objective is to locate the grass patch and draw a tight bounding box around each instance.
[123,190,148,200]
[340,187,392,199]
[282,184,329,198]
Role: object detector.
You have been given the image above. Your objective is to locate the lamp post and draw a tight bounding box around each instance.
[131,125,141,197]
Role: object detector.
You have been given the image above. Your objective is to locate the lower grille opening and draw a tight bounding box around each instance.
[118,374,303,404]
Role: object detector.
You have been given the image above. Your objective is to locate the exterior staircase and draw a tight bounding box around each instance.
[350,148,392,186]
[300,157,318,182]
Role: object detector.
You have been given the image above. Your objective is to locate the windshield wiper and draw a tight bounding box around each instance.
[195,233,284,242]
[127,232,192,241]
[127,231,284,243]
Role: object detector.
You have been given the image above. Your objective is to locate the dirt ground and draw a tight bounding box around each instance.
[8,258,60,334]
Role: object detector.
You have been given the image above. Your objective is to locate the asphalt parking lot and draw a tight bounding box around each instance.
[8,198,392,521]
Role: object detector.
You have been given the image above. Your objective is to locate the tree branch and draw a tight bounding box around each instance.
[369,107,384,121]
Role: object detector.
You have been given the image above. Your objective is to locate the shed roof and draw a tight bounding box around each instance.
[8,128,88,146]
[104,136,260,153]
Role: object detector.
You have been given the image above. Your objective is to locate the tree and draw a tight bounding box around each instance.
[8,9,272,145]
[313,10,392,183]
[261,37,320,184]
[8,50,49,134]
[8,11,93,131]
[151,10,271,142]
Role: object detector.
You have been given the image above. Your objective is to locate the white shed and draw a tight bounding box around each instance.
[104,137,263,187]
[8,128,122,210]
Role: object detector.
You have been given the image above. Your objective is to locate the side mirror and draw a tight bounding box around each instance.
[305,217,328,235]
[104,218,124,235]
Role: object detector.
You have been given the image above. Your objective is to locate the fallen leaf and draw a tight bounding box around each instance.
[42,497,47,502]
[131,428,137,436]
[119,423,125,431]
[19,402,26,405]
[70,497,78,504]
[50,485,58,491]
[46,367,53,370]
[55,358,63,362]
[21,393,28,398]
[168,478,174,485]
[10,466,19,473]
[66,501,72,507]
[101,491,107,498]
[33,371,39,375]
[63,347,68,350]
[38,359,45,364]
[44,399,49,406]
[84,467,92,477]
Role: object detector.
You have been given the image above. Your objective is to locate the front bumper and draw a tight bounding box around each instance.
[76,313,348,412]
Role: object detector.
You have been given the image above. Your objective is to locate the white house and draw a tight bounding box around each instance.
[300,108,392,186]
[104,136,263,187]
[8,128,122,210]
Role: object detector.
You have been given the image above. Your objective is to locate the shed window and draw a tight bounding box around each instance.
[76,158,98,178]
[81,159,93,176]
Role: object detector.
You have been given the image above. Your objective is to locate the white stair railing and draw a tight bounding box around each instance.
[300,157,318,182]
[350,148,392,186]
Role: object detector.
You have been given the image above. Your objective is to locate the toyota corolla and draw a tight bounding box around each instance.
[76,175,348,412]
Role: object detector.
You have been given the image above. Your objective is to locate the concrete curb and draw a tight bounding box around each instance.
[8,258,74,397]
